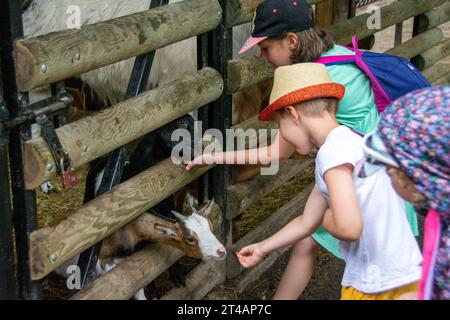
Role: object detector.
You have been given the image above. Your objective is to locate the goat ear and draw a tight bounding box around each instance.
[171,210,187,222]
[153,223,181,240]
[186,192,198,213]
[199,198,215,218]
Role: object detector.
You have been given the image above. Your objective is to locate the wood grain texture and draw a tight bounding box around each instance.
[72,244,184,300]
[226,159,314,219]
[432,73,450,86]
[330,0,445,45]
[386,28,443,59]
[225,0,326,28]
[227,56,275,94]
[415,2,450,34]
[161,260,226,300]
[413,38,450,70]
[422,57,450,83]
[227,183,315,279]
[15,0,221,91]
[423,56,450,83]
[24,68,223,190]
[29,158,212,280]
[29,112,267,280]
[315,0,335,29]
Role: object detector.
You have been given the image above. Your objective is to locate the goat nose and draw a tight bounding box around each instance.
[217,246,226,258]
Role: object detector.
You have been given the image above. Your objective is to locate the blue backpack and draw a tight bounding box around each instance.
[316,36,431,113]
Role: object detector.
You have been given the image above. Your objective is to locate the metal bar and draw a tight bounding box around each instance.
[0,0,42,300]
[0,89,16,299]
[349,0,357,18]
[410,5,427,67]
[394,0,403,46]
[207,0,232,245]
[72,0,170,295]
[197,33,209,204]
[0,95,72,135]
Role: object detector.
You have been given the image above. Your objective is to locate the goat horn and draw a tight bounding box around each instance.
[200,198,216,217]
[171,210,187,222]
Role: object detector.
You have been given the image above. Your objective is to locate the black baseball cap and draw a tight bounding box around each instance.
[239,0,315,54]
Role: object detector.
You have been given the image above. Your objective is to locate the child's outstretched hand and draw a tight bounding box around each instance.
[236,243,266,268]
[185,154,212,171]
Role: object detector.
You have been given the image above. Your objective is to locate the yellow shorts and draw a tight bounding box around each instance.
[341,282,419,300]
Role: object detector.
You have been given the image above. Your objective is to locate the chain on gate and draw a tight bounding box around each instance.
[355,0,379,7]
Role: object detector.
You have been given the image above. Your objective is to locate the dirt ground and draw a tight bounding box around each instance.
[37,0,446,300]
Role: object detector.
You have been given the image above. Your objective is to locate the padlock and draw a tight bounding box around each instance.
[61,169,77,189]
[59,152,77,189]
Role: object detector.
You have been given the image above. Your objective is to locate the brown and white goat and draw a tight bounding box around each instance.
[98,198,226,265]
[95,197,225,300]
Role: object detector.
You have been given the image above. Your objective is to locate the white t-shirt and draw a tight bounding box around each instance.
[315,126,422,294]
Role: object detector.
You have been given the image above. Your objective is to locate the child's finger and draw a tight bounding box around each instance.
[237,255,250,268]
[238,246,252,256]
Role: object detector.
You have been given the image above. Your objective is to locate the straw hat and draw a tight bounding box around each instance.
[258,63,345,121]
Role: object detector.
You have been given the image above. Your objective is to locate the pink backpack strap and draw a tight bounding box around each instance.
[352,35,360,52]
[316,36,360,65]
[316,55,356,65]
[419,209,441,300]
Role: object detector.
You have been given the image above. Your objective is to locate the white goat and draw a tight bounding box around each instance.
[22,0,258,106]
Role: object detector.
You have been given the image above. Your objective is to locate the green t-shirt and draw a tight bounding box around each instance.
[323,45,379,134]
[312,46,418,259]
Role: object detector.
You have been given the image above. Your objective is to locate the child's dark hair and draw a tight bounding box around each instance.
[269,4,333,62]
[292,27,334,62]
[271,27,334,63]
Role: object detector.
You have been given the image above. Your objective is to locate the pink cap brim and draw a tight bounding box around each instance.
[239,36,268,54]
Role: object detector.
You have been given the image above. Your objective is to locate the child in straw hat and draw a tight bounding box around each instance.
[188,63,422,299]
[237,0,418,299]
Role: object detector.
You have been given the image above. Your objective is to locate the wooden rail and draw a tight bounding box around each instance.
[24,68,223,190]
[15,0,222,92]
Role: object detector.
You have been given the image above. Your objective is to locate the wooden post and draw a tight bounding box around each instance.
[226,0,263,28]
[208,0,233,252]
[432,73,450,86]
[72,245,184,300]
[413,38,450,70]
[23,68,223,190]
[14,0,222,92]
[316,0,335,29]
[422,56,450,83]
[413,2,450,34]
[386,28,443,59]
[225,0,327,28]
[160,260,226,300]
[316,0,350,29]
[227,55,275,94]
[333,0,351,22]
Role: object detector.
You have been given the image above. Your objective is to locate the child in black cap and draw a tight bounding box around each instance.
[238,0,419,300]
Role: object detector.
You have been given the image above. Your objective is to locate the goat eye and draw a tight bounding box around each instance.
[186,235,197,245]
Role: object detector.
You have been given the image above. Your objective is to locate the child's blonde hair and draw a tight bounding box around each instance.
[278,98,339,118]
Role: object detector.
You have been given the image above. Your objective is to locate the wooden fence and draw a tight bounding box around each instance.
[1,0,449,300]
